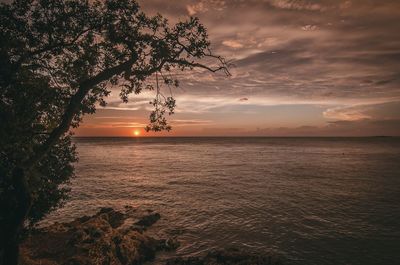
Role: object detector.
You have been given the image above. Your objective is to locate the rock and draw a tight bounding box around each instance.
[157,237,180,251]
[20,209,278,265]
[130,224,145,233]
[134,212,161,228]
[20,208,164,265]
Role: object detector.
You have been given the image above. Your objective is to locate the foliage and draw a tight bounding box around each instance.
[0,0,228,227]
[0,66,77,225]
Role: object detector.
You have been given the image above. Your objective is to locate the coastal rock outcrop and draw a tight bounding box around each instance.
[20,208,278,265]
[20,207,177,265]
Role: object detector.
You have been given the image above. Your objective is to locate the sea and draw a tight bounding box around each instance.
[43,137,400,265]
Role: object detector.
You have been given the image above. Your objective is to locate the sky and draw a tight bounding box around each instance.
[75,0,400,137]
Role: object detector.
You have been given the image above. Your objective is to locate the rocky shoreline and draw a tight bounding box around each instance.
[20,207,279,265]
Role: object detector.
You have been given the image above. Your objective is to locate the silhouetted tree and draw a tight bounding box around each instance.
[0,0,229,264]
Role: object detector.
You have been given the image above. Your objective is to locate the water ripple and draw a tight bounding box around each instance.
[43,137,400,265]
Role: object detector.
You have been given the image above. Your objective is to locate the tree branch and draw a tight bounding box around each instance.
[22,45,228,171]
[23,57,137,170]
[169,58,230,75]
[17,27,97,65]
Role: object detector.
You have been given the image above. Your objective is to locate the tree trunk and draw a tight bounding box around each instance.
[0,58,138,264]
[1,167,32,265]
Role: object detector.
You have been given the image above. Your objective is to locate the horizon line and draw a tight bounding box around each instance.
[72,135,398,138]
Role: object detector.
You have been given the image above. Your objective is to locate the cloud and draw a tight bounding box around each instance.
[93,116,139,120]
[324,106,371,121]
[141,0,400,103]
[246,119,400,136]
[301,25,318,31]
[81,121,147,129]
[339,1,352,10]
[75,0,400,136]
[222,40,244,49]
[186,2,206,16]
[186,0,226,16]
[171,119,213,126]
[323,101,400,121]
[266,0,325,11]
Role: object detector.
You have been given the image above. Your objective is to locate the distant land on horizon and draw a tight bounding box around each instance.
[72,135,399,138]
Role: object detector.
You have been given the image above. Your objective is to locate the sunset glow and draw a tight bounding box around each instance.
[74,1,400,137]
[133,130,140,136]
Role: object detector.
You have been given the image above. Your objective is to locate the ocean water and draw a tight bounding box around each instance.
[44,137,400,265]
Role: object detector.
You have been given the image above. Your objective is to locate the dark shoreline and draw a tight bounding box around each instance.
[21,207,279,265]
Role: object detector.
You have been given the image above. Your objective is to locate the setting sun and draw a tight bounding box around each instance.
[133,130,140,136]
